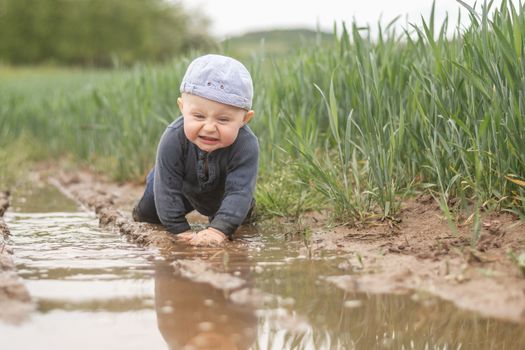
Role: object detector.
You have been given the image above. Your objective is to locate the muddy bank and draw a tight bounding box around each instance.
[0,191,34,324]
[46,166,525,324]
[308,197,525,323]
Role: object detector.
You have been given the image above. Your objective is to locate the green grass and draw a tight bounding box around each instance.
[0,62,189,181]
[2,1,525,241]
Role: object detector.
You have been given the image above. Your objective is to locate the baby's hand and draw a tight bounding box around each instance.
[189,227,227,246]
[176,230,195,242]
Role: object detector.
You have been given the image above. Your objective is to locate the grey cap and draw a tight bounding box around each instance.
[180,54,253,110]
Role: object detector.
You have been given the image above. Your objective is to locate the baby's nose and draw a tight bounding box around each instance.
[203,121,216,131]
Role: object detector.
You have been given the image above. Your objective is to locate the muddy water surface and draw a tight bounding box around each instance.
[0,185,524,349]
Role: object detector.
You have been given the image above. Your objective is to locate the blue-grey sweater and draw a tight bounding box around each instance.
[153,116,259,237]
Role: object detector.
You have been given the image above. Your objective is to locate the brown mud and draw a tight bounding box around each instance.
[0,191,34,324]
[308,197,525,323]
[40,164,525,324]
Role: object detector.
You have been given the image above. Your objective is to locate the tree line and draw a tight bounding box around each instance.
[0,0,215,66]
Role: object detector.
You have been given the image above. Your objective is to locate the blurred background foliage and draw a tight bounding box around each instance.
[0,0,327,66]
[0,0,215,66]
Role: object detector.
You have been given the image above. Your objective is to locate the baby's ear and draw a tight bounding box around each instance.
[243,110,254,124]
[177,97,184,112]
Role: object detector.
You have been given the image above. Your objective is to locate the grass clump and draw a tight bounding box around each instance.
[256,157,324,220]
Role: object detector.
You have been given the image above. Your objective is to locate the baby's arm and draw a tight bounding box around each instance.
[153,126,192,234]
[208,134,259,238]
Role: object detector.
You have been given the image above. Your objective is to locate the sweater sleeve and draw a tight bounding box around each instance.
[209,133,259,237]
[153,126,191,234]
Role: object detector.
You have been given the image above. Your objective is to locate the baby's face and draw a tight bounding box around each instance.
[178,93,253,153]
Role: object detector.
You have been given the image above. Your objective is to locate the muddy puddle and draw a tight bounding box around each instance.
[1,184,524,349]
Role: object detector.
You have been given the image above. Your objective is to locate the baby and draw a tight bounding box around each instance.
[132,54,258,246]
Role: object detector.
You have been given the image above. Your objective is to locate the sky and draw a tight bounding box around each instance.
[189,0,476,38]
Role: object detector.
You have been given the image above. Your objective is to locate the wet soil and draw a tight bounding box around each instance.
[308,197,525,323]
[0,191,34,324]
[42,165,525,325]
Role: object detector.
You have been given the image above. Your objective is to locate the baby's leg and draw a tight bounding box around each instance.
[132,169,161,223]
[132,168,194,224]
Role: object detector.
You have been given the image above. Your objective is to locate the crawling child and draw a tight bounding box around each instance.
[132,54,258,246]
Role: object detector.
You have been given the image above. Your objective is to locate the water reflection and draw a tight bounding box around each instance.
[251,257,525,349]
[1,211,164,349]
[154,260,257,350]
[10,184,79,213]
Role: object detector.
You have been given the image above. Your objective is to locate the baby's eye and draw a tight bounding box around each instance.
[194,114,205,119]
[218,117,230,123]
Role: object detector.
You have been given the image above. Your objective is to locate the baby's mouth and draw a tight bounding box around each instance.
[199,135,219,143]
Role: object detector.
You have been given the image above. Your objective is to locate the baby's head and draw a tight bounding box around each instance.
[178,54,254,153]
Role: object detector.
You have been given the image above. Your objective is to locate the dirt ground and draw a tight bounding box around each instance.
[309,198,525,324]
[0,191,34,324]
[11,164,525,325]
